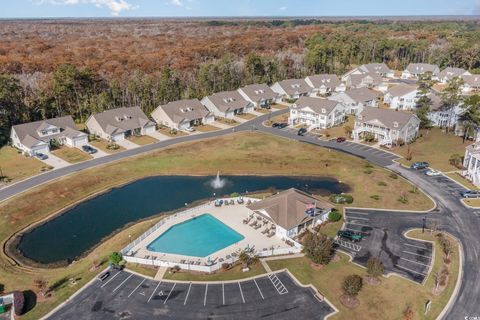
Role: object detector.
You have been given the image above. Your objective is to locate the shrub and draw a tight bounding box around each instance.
[230,192,240,197]
[108,252,123,266]
[221,263,231,271]
[342,274,363,298]
[389,173,398,179]
[329,194,354,204]
[13,291,25,316]
[363,133,375,142]
[377,181,387,187]
[328,209,342,222]
[449,153,464,169]
[106,143,120,150]
[370,195,380,200]
[303,231,334,265]
[366,257,384,279]
[409,186,418,194]
[363,168,373,174]
[397,193,408,204]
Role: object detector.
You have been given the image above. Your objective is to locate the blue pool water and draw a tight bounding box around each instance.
[147,214,245,257]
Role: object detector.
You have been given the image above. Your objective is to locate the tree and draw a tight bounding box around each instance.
[328,209,342,222]
[343,125,353,137]
[0,75,28,147]
[458,95,480,143]
[342,274,363,298]
[415,95,432,129]
[108,252,123,266]
[238,250,259,268]
[302,231,334,265]
[449,153,463,169]
[366,257,385,280]
[403,305,414,320]
[12,291,25,316]
[33,278,48,297]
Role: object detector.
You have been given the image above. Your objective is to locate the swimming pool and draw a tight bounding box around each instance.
[147,214,245,257]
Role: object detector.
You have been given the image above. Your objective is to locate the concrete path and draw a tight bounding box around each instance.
[116,139,139,150]
[233,116,248,123]
[212,121,232,129]
[147,131,171,142]
[40,153,70,169]
[154,267,167,281]
[81,144,108,159]
[250,110,263,116]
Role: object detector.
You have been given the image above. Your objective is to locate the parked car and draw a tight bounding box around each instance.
[185,127,196,132]
[82,145,98,154]
[297,128,307,136]
[460,190,480,198]
[336,137,346,143]
[410,162,429,170]
[337,230,364,243]
[277,123,288,129]
[271,122,280,128]
[97,271,110,281]
[35,152,48,160]
[425,169,441,176]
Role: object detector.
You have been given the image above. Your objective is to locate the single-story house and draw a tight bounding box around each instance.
[247,188,333,239]
[384,84,419,111]
[353,107,420,147]
[305,74,346,95]
[201,90,254,119]
[463,141,480,187]
[86,106,156,142]
[151,99,214,130]
[435,67,470,83]
[329,87,381,115]
[10,116,87,155]
[341,63,394,81]
[401,63,440,79]
[460,74,480,94]
[288,96,345,130]
[270,79,312,101]
[237,84,279,108]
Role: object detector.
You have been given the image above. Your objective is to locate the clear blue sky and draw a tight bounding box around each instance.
[1,0,479,18]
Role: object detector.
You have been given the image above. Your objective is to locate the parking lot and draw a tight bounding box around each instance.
[48,270,334,320]
[335,208,434,283]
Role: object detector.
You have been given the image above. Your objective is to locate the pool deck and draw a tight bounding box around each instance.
[126,198,291,269]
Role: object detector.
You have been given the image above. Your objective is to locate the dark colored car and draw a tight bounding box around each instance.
[82,145,98,154]
[271,122,280,128]
[297,128,307,136]
[98,271,110,281]
[277,123,288,129]
[460,190,480,199]
[336,137,346,143]
[35,152,48,160]
[410,162,429,170]
[337,230,363,242]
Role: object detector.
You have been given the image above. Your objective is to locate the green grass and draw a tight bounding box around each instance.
[0,146,50,182]
[51,147,92,163]
[394,129,467,171]
[164,262,266,282]
[319,219,343,238]
[125,262,158,278]
[445,172,478,190]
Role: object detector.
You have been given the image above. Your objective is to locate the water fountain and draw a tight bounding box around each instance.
[211,171,226,189]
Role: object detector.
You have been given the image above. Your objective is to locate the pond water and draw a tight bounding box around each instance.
[18,175,349,264]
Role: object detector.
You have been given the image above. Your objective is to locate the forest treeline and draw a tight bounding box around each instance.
[1,20,480,146]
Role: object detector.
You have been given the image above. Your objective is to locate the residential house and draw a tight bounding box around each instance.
[86,106,156,142]
[330,87,381,115]
[237,84,279,108]
[151,99,214,130]
[10,116,87,156]
[288,96,345,130]
[342,63,394,81]
[463,141,480,187]
[353,108,420,147]
[435,67,470,83]
[384,84,420,110]
[247,188,333,239]
[270,79,312,101]
[305,74,346,95]
[344,72,388,92]
[401,63,440,79]
[201,90,254,119]
[426,90,462,130]
[460,74,480,94]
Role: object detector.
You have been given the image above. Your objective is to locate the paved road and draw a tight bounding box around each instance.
[2,108,479,319]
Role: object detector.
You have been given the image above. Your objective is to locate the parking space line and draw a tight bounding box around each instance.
[345,215,370,220]
[164,283,176,304]
[404,243,429,250]
[403,250,432,259]
[204,284,208,306]
[346,221,370,227]
[222,283,225,305]
[238,282,245,304]
[400,257,430,267]
[100,271,121,288]
[113,274,133,292]
[148,282,161,303]
[345,211,370,215]
[184,283,192,305]
[128,279,145,298]
[253,279,265,300]
[396,264,428,276]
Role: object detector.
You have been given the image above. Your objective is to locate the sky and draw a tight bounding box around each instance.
[1,0,479,18]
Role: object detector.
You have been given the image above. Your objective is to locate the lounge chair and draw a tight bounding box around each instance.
[229,199,234,205]
[262,228,268,234]
[219,258,224,262]
[231,252,237,257]
[250,221,257,227]
[254,224,261,230]
[180,259,186,264]
[225,201,230,206]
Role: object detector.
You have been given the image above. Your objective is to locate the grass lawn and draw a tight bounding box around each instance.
[215,117,238,126]
[164,262,265,282]
[394,129,468,171]
[268,230,459,320]
[445,172,478,190]
[51,147,92,163]
[125,262,158,278]
[0,132,433,318]
[158,127,188,137]
[463,198,480,207]
[89,139,126,154]
[235,113,256,120]
[127,135,158,145]
[0,146,51,182]
[319,219,343,238]
[264,113,289,126]
[318,116,355,139]
[195,124,221,132]
[271,103,290,110]
[254,108,270,114]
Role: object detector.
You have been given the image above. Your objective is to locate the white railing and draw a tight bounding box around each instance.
[257,247,302,257]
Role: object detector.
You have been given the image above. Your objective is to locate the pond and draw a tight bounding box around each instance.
[18,175,349,264]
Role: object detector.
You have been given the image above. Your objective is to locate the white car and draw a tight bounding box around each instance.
[425,169,441,176]
[185,127,195,132]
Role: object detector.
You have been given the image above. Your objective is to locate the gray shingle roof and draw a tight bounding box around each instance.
[387,84,418,97]
[348,72,382,87]
[461,74,480,88]
[305,74,341,90]
[205,90,251,113]
[357,107,418,130]
[405,63,439,74]
[276,79,311,96]
[345,87,381,103]
[293,97,340,115]
[154,99,211,124]
[247,188,333,230]
[360,63,391,74]
[238,84,278,103]
[437,67,468,81]
[89,107,155,135]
